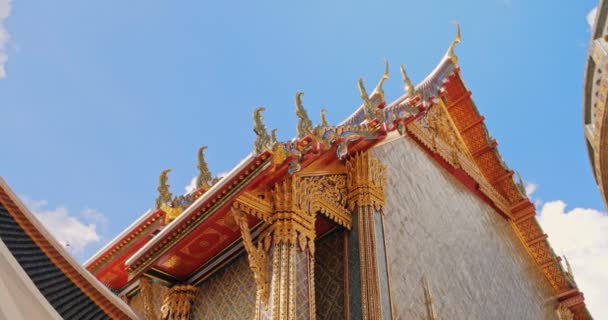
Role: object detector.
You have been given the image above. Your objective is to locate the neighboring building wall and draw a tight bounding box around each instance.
[371,137,558,320]
[314,229,346,320]
[190,253,256,319]
[0,204,111,320]
[0,238,62,320]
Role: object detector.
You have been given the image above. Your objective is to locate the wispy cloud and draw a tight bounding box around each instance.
[525,182,543,207]
[184,171,230,193]
[0,0,10,79]
[537,200,608,319]
[185,176,197,194]
[22,197,104,256]
[525,182,538,198]
[587,6,598,30]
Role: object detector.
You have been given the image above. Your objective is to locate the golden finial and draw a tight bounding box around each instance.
[155,169,173,209]
[253,107,271,153]
[563,256,578,287]
[372,59,390,101]
[358,79,375,121]
[320,108,329,127]
[270,128,278,146]
[422,276,438,320]
[196,146,213,189]
[447,21,461,64]
[515,171,527,198]
[400,64,416,97]
[295,92,314,138]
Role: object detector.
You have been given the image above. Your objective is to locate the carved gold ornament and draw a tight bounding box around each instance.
[196,146,213,189]
[346,152,387,211]
[232,208,271,307]
[160,284,197,320]
[156,169,173,209]
[253,107,272,154]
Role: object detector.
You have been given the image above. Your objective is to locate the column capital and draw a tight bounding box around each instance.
[160,284,197,320]
[346,151,387,211]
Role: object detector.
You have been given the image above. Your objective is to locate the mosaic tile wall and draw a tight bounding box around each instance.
[128,278,168,320]
[372,138,558,320]
[190,253,257,319]
[315,229,346,320]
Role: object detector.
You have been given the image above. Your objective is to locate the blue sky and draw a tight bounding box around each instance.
[1,0,606,317]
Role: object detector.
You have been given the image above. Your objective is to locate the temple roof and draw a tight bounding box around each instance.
[0,178,140,320]
[87,24,591,319]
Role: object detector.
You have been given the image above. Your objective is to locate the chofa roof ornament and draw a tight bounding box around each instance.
[358,60,390,121]
[447,21,461,64]
[253,107,272,154]
[295,92,314,139]
[400,64,417,98]
[196,146,213,189]
[155,169,173,209]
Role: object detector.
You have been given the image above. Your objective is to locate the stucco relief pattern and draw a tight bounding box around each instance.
[372,138,558,320]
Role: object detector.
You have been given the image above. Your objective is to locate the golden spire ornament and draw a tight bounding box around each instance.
[196,146,213,189]
[400,64,416,97]
[295,92,314,138]
[447,21,461,64]
[358,61,390,121]
[372,59,390,101]
[358,78,375,121]
[422,276,438,320]
[155,169,173,209]
[253,107,271,153]
[320,108,329,127]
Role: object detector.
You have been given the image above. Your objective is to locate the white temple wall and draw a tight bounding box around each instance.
[371,136,558,320]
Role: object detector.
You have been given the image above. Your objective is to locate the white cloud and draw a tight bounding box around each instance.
[0,0,10,79]
[185,176,197,194]
[587,6,598,30]
[537,200,608,319]
[22,197,103,255]
[525,182,538,198]
[184,171,230,193]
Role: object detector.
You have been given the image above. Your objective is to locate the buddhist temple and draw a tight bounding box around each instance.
[584,0,608,211]
[0,24,592,319]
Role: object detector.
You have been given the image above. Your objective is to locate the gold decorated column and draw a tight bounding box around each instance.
[346,151,391,320]
[234,177,317,320]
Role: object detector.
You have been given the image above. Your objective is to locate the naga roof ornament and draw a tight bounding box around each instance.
[320,108,329,127]
[253,107,272,154]
[295,92,314,138]
[196,146,213,189]
[358,60,389,121]
[400,64,417,98]
[155,169,173,209]
[447,21,461,64]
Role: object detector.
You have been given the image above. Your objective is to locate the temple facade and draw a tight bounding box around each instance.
[84,25,592,319]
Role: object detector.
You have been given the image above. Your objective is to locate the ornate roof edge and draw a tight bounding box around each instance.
[125,152,265,268]
[84,208,158,268]
[0,177,140,320]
